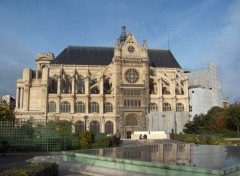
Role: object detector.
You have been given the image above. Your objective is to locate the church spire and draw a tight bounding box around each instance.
[119,24,127,45]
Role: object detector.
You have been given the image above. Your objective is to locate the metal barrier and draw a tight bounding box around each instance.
[0,119,73,152]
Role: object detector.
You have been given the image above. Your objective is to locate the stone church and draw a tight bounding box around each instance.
[15,26,190,138]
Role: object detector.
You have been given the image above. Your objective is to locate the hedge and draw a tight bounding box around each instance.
[170,133,232,145]
[0,162,58,176]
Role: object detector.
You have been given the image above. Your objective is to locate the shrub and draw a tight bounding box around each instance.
[92,137,110,149]
[79,131,95,149]
[0,162,58,176]
[170,133,231,145]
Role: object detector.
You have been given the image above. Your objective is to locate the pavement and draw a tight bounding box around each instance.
[0,152,89,176]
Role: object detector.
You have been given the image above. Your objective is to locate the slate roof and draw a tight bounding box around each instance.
[51,46,181,68]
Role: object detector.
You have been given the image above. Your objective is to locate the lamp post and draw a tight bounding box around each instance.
[84,115,88,131]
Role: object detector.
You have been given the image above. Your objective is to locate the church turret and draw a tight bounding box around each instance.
[119,24,127,45]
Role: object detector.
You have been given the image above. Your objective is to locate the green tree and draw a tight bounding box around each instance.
[205,106,225,131]
[227,103,240,134]
[183,114,206,134]
[183,106,226,134]
[79,131,95,149]
[0,101,15,120]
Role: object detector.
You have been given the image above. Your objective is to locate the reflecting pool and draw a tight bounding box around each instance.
[74,143,240,169]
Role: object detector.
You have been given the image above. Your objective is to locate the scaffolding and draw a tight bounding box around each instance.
[188,62,222,107]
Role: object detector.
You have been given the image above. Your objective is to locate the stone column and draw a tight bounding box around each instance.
[16,87,19,109]
[100,77,104,94]
[159,78,162,97]
[71,96,75,114]
[71,77,75,96]
[56,97,60,113]
[23,86,29,111]
[19,88,23,109]
[57,77,61,95]
[85,75,89,114]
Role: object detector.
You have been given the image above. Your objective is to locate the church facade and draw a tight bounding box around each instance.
[15,26,190,138]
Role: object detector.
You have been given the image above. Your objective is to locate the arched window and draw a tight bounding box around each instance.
[75,102,85,113]
[162,79,170,95]
[104,78,112,94]
[89,102,99,113]
[61,73,71,93]
[126,115,137,126]
[61,101,71,113]
[75,121,84,134]
[104,102,113,113]
[90,86,100,94]
[90,121,100,133]
[176,103,184,112]
[48,101,56,112]
[49,75,57,93]
[149,103,158,111]
[105,121,113,134]
[75,74,85,94]
[163,102,171,111]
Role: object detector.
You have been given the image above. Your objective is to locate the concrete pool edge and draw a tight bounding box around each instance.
[62,151,228,176]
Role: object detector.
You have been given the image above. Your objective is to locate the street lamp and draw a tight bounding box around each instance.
[84,115,89,131]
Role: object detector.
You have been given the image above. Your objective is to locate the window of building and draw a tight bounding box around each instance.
[90,121,100,133]
[61,101,71,113]
[189,105,192,112]
[75,121,84,134]
[162,80,170,95]
[104,102,113,113]
[75,74,85,94]
[48,101,56,112]
[123,90,141,96]
[124,100,141,107]
[75,102,85,113]
[163,102,171,111]
[124,68,139,84]
[176,103,184,112]
[104,78,112,94]
[149,103,158,111]
[105,121,113,134]
[61,73,72,93]
[49,75,58,93]
[89,102,99,113]
[90,86,100,94]
[126,115,137,126]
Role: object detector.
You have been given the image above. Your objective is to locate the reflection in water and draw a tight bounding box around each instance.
[77,143,240,169]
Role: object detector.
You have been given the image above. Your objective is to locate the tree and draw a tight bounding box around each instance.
[79,131,95,149]
[226,103,240,134]
[0,101,15,121]
[183,106,227,134]
[183,114,206,134]
[205,106,226,131]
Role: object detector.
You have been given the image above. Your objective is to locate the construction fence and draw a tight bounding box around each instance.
[0,118,75,152]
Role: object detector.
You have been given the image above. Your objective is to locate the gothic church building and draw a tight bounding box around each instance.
[15,26,190,138]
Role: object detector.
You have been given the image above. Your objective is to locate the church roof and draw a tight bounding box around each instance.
[51,46,181,68]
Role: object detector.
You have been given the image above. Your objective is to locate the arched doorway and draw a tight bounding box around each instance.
[124,113,139,139]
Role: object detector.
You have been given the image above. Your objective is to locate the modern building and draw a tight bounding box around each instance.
[188,63,222,118]
[1,94,16,109]
[15,26,190,138]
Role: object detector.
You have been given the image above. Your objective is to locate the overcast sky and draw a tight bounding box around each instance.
[0,0,239,103]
